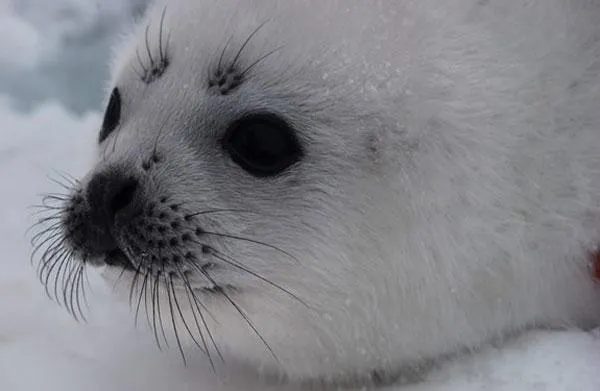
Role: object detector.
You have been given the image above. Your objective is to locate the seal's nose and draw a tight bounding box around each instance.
[86,170,139,222]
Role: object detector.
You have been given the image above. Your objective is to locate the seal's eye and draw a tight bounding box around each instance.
[222,113,303,177]
[98,88,122,143]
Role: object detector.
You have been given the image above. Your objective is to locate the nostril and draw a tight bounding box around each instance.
[86,170,139,221]
[109,179,138,217]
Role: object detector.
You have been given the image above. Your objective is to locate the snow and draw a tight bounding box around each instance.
[0,1,599,390]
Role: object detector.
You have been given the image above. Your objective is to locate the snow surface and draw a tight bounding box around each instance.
[0,0,599,390]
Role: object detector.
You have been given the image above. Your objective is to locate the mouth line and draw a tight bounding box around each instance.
[104,248,137,272]
[102,249,232,294]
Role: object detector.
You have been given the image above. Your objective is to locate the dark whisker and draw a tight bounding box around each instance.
[74,264,88,319]
[134,270,150,328]
[128,262,145,309]
[52,170,80,187]
[44,247,70,301]
[29,222,62,249]
[165,271,187,365]
[143,269,154,334]
[201,230,299,264]
[144,24,155,67]
[231,21,269,71]
[64,260,78,315]
[46,175,74,192]
[156,271,169,349]
[177,267,219,370]
[28,171,91,323]
[217,35,233,74]
[158,5,168,64]
[33,227,69,265]
[34,235,63,276]
[136,48,149,76]
[151,271,166,350]
[209,248,308,308]
[201,269,278,362]
[40,193,70,202]
[131,63,145,80]
[56,253,75,307]
[38,239,70,283]
[169,268,210,355]
[66,262,86,321]
[239,46,283,78]
[28,207,64,219]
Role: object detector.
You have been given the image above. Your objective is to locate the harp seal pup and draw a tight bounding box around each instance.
[39,0,600,388]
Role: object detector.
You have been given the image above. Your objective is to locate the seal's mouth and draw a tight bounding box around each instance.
[104,248,137,272]
[101,248,230,293]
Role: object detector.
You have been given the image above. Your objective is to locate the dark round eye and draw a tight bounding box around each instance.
[222,113,303,177]
[98,88,122,143]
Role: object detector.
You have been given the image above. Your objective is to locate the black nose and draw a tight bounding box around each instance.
[86,170,139,222]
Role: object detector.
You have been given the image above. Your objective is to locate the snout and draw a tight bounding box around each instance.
[60,159,213,276]
[62,165,143,270]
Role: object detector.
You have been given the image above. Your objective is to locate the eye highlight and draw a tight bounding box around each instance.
[98,88,122,143]
[222,113,303,177]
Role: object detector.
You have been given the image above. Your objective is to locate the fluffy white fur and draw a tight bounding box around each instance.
[94,0,600,388]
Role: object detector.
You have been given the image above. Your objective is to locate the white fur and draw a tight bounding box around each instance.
[95,0,600,388]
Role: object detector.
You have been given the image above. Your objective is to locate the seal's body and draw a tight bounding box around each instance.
[35,0,600,388]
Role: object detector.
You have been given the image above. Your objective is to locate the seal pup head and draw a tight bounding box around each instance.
[32,1,419,382]
[31,0,600,385]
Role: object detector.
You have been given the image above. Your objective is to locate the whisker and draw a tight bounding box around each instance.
[65,261,85,321]
[156,271,169,349]
[40,193,70,202]
[202,270,278,362]
[174,265,220,352]
[134,270,151,328]
[177,268,219,370]
[30,223,62,251]
[201,230,299,264]
[64,260,78,315]
[30,220,62,239]
[28,175,90,323]
[151,271,166,350]
[169,270,208,354]
[30,209,63,220]
[136,48,148,77]
[165,271,187,365]
[46,175,74,192]
[35,236,64,278]
[57,254,76,307]
[231,21,269,71]
[131,63,145,80]
[216,35,233,74]
[74,264,87,321]
[128,263,144,309]
[239,46,283,78]
[143,268,154,334]
[145,24,155,67]
[158,5,168,64]
[37,208,66,220]
[209,248,308,308]
[43,247,70,302]
[39,241,70,287]
[51,170,79,187]
[34,229,71,267]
